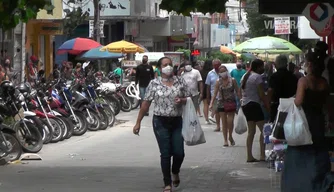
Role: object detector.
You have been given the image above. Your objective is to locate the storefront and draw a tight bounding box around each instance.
[26,20,63,77]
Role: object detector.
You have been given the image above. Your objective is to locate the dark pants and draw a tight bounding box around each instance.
[153,115,185,186]
[270,103,279,123]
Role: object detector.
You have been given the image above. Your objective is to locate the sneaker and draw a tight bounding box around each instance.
[205,120,211,125]
[209,117,216,123]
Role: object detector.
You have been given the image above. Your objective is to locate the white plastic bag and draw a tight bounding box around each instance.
[282,98,313,146]
[234,108,248,135]
[182,98,206,146]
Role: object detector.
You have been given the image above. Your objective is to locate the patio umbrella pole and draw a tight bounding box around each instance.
[93,0,101,70]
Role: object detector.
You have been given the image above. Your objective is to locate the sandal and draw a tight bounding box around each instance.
[229,138,235,146]
[163,186,172,192]
[172,174,180,187]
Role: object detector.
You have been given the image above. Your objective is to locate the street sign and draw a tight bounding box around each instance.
[302,3,334,31]
[310,16,333,36]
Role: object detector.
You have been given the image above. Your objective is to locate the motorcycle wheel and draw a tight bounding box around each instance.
[120,94,132,112]
[54,117,68,141]
[104,106,115,127]
[48,118,63,143]
[84,109,101,131]
[29,116,51,144]
[98,109,110,130]
[60,117,74,139]
[72,111,88,136]
[1,132,22,162]
[39,119,54,144]
[106,94,121,116]
[13,121,43,153]
[130,97,140,109]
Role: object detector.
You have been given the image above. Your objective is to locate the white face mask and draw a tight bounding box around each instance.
[185,65,192,72]
[161,65,173,76]
[219,72,228,78]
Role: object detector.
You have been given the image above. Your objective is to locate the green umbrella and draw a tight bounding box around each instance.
[233,36,302,54]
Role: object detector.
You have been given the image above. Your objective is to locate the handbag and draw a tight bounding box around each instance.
[223,101,237,112]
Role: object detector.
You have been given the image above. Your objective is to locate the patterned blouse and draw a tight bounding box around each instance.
[144,76,191,117]
[217,78,236,107]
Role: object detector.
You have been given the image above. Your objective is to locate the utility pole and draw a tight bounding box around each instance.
[93,0,101,70]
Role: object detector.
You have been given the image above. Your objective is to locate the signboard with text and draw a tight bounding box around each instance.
[274,17,291,35]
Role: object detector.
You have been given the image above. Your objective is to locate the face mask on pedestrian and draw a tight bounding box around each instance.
[161,65,173,76]
[185,65,192,72]
[237,64,242,69]
[219,71,228,78]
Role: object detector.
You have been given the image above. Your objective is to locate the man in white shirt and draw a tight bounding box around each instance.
[181,61,203,114]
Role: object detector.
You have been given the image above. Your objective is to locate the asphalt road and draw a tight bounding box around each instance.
[0,108,279,192]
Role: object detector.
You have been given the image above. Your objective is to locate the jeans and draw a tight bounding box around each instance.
[153,115,185,186]
[139,86,147,100]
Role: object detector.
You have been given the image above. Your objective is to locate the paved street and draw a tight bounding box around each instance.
[0,107,280,192]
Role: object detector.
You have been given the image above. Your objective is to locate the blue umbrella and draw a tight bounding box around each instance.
[76,46,124,60]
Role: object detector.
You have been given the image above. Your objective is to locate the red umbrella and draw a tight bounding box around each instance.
[57,38,101,55]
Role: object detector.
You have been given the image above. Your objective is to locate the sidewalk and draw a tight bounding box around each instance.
[0,108,280,192]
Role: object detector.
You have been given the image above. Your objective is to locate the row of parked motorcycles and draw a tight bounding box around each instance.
[0,71,140,163]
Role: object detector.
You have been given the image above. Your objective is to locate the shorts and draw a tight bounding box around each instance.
[192,95,200,110]
[242,101,264,122]
[217,107,225,112]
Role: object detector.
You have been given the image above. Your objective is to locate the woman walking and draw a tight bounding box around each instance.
[133,57,191,192]
[201,60,213,124]
[209,65,241,147]
[281,51,334,192]
[241,59,270,162]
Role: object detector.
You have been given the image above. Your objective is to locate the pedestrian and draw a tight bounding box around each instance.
[268,55,298,123]
[181,60,203,117]
[135,55,154,116]
[133,56,191,192]
[209,65,241,147]
[230,61,246,111]
[27,55,39,85]
[201,60,213,124]
[281,51,334,192]
[240,59,270,162]
[205,59,221,131]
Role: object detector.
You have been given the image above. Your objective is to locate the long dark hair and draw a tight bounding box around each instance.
[202,59,213,75]
[241,59,264,89]
[305,51,325,78]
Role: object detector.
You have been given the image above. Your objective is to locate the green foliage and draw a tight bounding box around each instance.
[244,0,274,37]
[160,0,228,16]
[0,0,54,31]
[209,51,234,63]
[63,1,89,36]
[176,48,191,59]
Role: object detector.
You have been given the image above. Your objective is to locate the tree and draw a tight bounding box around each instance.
[63,0,89,36]
[160,0,228,16]
[0,0,54,31]
[244,0,274,37]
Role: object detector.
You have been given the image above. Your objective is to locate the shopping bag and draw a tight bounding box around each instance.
[234,108,248,135]
[182,98,206,146]
[271,98,293,140]
[283,101,312,146]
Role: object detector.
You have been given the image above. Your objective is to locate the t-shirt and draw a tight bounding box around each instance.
[269,68,298,103]
[113,67,123,76]
[181,68,202,96]
[154,68,161,77]
[230,69,246,87]
[205,69,219,98]
[136,64,154,87]
[241,72,263,105]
